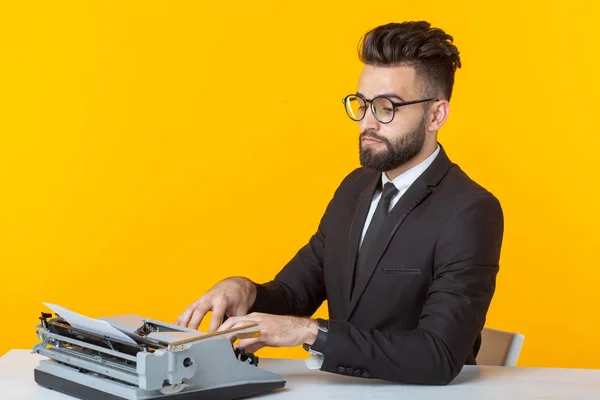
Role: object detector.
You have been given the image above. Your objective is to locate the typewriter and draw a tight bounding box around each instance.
[32,304,285,400]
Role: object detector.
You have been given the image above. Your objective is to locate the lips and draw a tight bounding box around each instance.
[362,136,384,145]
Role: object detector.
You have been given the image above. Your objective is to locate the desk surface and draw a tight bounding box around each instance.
[1,349,600,399]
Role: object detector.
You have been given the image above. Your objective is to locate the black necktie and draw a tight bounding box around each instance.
[353,182,399,294]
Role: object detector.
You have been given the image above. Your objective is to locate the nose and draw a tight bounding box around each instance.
[359,103,380,132]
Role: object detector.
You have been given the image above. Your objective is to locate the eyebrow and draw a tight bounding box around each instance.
[356,92,406,101]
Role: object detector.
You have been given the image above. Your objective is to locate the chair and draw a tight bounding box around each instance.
[476,327,525,367]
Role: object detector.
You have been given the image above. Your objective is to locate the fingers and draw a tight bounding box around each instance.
[217,313,265,332]
[186,302,212,330]
[174,299,202,327]
[213,318,244,345]
[215,315,264,350]
[176,294,232,330]
[209,301,228,333]
[175,279,254,330]
[216,316,239,332]
[216,317,250,345]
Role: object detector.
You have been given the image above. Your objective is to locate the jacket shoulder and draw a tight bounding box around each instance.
[441,164,502,210]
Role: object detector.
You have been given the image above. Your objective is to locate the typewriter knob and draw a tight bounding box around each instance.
[234,347,259,366]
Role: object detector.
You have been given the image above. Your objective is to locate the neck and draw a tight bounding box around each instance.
[385,142,438,181]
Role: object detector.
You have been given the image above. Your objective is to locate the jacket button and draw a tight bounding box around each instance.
[345,367,354,375]
[353,369,362,377]
[337,366,345,374]
[362,371,371,378]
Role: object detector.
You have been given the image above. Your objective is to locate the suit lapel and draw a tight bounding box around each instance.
[344,174,380,304]
[344,144,455,321]
[346,180,432,319]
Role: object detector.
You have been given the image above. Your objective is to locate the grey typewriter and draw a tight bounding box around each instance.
[32,306,285,400]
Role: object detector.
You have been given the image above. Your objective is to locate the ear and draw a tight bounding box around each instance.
[427,100,450,132]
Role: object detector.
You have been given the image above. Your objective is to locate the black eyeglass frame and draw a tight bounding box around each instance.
[342,93,439,124]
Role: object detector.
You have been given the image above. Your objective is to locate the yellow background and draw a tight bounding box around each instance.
[1,0,599,369]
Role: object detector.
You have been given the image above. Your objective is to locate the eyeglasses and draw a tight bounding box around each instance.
[342,94,438,124]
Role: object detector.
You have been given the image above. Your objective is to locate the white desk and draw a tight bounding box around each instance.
[1,349,599,399]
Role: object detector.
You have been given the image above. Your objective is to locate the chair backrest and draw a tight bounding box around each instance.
[476,327,525,367]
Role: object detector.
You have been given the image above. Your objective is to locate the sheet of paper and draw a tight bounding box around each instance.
[44,303,137,345]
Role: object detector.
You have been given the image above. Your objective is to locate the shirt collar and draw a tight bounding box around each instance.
[382,145,441,192]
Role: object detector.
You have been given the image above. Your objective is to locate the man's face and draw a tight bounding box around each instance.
[356,64,429,172]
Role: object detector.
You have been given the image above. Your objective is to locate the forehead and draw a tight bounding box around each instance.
[357,64,418,98]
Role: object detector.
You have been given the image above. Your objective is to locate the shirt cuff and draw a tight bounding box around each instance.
[305,354,324,370]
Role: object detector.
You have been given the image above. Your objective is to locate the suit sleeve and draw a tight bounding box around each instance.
[249,169,361,317]
[318,192,504,385]
[248,210,328,316]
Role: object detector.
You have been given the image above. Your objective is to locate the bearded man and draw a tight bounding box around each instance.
[176,21,504,385]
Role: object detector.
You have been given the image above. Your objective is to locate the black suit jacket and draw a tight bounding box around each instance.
[250,145,504,385]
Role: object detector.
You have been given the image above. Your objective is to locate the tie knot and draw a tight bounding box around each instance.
[381,182,398,201]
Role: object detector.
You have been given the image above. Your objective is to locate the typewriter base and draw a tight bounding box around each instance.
[35,368,286,400]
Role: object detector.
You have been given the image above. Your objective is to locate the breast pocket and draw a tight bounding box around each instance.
[380,267,423,275]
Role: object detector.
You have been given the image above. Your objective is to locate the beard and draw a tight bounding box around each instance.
[359,115,427,172]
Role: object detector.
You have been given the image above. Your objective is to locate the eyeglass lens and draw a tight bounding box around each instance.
[344,95,395,123]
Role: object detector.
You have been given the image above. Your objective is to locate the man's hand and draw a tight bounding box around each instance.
[174,277,257,331]
[216,312,318,354]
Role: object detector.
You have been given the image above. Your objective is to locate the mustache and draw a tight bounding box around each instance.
[360,130,390,144]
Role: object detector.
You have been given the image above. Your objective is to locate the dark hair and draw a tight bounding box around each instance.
[358,21,461,101]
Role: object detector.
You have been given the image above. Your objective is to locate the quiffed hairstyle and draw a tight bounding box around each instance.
[359,21,461,100]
